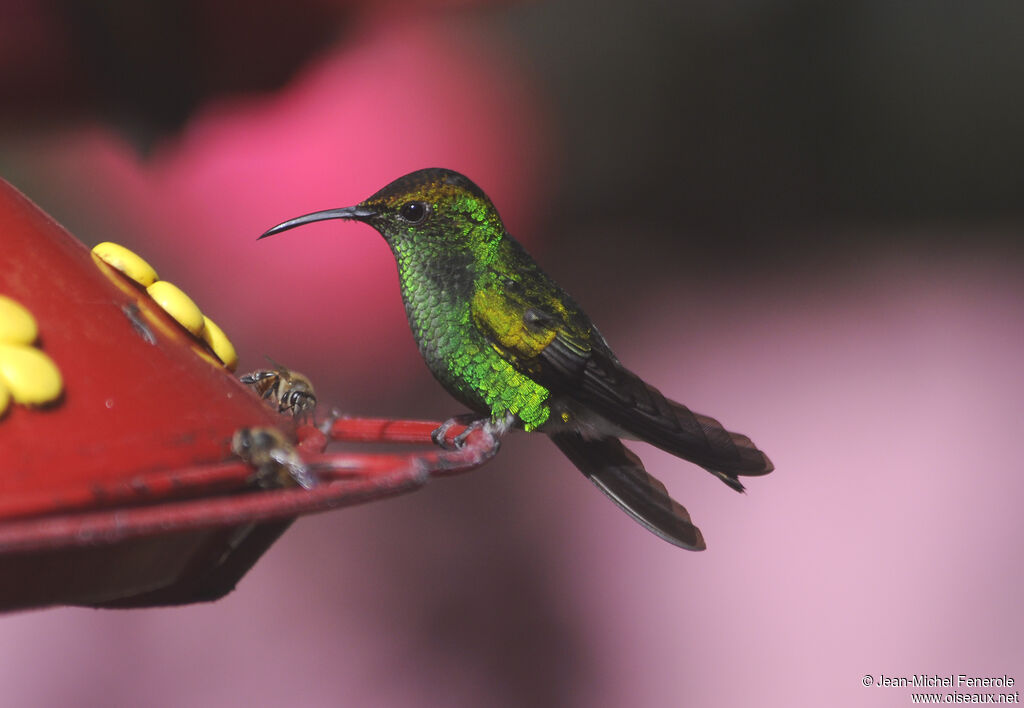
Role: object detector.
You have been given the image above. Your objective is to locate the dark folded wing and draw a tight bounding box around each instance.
[470,262,772,490]
[538,328,772,489]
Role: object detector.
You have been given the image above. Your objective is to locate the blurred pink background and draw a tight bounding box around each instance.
[2,2,1023,707]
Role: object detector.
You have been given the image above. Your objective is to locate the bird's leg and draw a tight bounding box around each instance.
[483,410,516,440]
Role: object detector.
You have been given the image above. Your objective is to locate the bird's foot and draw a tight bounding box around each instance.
[431,414,481,450]
[432,412,514,451]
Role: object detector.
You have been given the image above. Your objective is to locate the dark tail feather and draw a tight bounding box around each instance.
[551,432,706,551]
[686,407,774,492]
[573,353,773,492]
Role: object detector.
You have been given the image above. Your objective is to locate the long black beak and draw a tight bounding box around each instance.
[259,205,377,239]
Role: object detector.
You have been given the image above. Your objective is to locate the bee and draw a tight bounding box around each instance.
[231,427,315,489]
[240,358,317,419]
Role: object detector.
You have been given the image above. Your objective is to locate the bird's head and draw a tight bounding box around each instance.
[260,168,505,253]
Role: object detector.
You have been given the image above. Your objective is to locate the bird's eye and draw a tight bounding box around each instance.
[399,201,429,224]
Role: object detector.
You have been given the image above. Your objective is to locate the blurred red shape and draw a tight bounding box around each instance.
[0,180,498,612]
[12,17,551,383]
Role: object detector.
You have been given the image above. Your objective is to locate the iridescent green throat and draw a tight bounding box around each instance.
[389,228,552,431]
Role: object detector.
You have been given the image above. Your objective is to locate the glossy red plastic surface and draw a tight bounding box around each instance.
[0,181,496,611]
[0,418,496,555]
[0,180,288,520]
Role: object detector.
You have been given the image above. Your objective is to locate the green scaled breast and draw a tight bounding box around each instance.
[391,241,552,432]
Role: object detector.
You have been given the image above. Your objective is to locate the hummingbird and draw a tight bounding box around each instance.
[260,168,772,550]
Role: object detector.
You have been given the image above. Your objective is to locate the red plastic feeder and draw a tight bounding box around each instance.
[0,180,498,612]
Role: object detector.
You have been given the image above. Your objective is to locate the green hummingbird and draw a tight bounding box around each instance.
[260,168,772,550]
